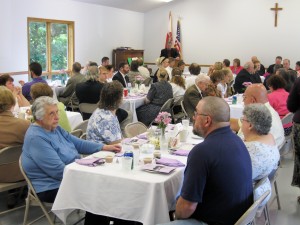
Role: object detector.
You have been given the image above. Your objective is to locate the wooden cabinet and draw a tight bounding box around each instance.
[112,49,144,70]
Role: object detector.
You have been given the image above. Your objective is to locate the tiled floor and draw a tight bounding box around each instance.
[0,152,299,225]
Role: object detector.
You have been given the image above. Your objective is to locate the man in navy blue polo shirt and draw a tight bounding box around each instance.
[160,96,253,225]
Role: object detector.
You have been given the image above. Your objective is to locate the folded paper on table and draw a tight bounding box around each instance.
[136,133,148,140]
[141,164,176,174]
[122,138,148,145]
[75,158,105,167]
[172,150,190,156]
[156,158,185,167]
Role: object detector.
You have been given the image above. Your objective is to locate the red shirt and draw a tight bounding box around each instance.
[268,88,291,128]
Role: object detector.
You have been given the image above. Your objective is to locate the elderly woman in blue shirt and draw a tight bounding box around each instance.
[21,96,121,203]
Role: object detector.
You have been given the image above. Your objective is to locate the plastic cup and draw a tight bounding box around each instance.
[122,157,132,171]
[182,119,189,129]
[179,130,189,142]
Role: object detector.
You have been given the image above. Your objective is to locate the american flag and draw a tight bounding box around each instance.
[174,20,181,57]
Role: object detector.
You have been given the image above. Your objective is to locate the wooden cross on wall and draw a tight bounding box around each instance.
[271,3,283,27]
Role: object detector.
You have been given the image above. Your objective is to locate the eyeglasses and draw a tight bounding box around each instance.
[194,111,208,117]
[240,117,249,123]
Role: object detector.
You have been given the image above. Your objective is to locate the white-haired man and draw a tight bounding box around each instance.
[183,74,210,119]
[233,61,261,93]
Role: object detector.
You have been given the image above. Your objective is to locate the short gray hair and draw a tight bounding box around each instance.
[32,96,58,121]
[86,66,99,81]
[201,96,230,122]
[195,74,210,84]
[243,103,272,135]
[244,61,254,69]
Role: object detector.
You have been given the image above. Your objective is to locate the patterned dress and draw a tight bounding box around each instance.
[245,141,280,203]
[136,80,173,126]
[86,108,122,144]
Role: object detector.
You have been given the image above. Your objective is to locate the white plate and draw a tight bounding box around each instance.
[93,151,115,158]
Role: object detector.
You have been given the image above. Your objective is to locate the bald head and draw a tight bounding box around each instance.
[244,84,268,105]
[200,96,230,123]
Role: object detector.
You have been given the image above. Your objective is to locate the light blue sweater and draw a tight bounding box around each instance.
[21,124,103,193]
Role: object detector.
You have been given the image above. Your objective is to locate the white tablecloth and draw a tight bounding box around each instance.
[52,155,185,225]
[66,111,83,130]
[229,103,244,119]
[121,95,146,122]
[52,125,203,225]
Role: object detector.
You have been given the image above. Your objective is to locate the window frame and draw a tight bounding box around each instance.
[27,17,74,78]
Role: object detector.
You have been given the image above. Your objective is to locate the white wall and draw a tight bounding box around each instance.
[0,0,144,81]
[144,0,300,69]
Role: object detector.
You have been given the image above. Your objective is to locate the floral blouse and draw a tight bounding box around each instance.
[87,108,122,144]
[244,141,280,204]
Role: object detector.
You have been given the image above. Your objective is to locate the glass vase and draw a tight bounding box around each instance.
[160,128,168,151]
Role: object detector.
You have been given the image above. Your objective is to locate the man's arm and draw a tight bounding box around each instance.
[230,118,240,132]
[175,196,198,219]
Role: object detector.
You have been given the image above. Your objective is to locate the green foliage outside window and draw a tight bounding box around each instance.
[28,19,72,73]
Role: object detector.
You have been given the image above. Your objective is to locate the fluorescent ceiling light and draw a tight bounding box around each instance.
[163,0,173,2]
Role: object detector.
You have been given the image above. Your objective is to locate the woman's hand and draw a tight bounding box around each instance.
[102,144,122,153]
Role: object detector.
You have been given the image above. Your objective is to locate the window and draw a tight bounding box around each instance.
[28,17,74,77]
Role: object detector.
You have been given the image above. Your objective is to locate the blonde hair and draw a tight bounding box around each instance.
[0,86,16,112]
[157,68,168,81]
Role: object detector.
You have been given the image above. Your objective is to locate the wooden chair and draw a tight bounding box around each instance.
[234,191,270,225]
[70,129,83,138]
[0,146,27,216]
[73,120,89,133]
[124,122,148,138]
[19,157,55,225]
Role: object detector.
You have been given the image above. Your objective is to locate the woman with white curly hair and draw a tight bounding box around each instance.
[241,103,280,203]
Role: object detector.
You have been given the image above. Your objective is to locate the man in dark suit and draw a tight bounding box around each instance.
[267,56,282,74]
[76,66,128,122]
[183,74,211,120]
[112,62,130,87]
[160,42,179,59]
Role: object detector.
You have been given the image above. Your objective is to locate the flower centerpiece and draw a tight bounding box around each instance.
[155,112,172,134]
[134,75,144,89]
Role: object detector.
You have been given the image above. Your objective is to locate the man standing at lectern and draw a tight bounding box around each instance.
[160,42,179,60]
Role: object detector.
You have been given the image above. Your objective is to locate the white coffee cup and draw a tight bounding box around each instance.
[182,119,189,129]
[122,157,132,171]
[179,130,189,142]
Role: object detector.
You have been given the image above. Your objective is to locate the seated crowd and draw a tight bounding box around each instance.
[1,53,300,224]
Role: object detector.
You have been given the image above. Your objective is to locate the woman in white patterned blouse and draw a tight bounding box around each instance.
[87,81,123,144]
[241,103,280,203]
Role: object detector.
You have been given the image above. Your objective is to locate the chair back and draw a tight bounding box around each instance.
[125,122,148,138]
[281,112,293,125]
[160,98,174,112]
[73,120,89,133]
[70,129,83,138]
[234,190,270,225]
[19,157,55,225]
[180,100,188,118]
[142,77,152,86]
[79,103,98,114]
[0,145,25,183]
[80,133,87,140]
